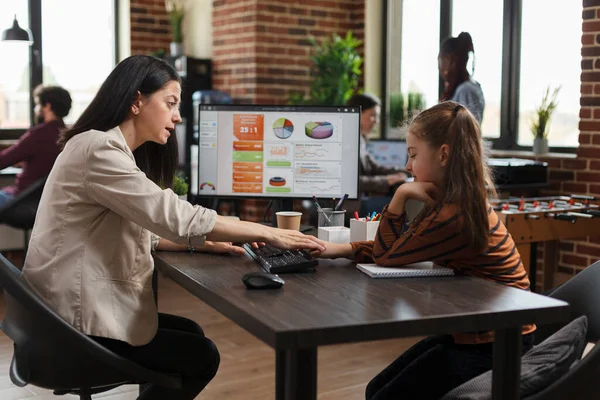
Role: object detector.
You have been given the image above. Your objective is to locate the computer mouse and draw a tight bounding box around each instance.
[242,271,285,290]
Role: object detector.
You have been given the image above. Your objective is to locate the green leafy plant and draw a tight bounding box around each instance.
[172,174,189,196]
[148,49,166,59]
[531,86,561,139]
[289,31,363,105]
[407,92,425,117]
[389,92,404,127]
[165,0,185,43]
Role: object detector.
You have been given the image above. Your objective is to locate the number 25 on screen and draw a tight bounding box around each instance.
[240,126,258,133]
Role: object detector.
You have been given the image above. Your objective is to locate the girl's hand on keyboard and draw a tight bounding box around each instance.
[268,228,326,252]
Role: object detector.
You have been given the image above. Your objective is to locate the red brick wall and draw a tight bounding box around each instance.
[212,0,365,105]
[130,0,171,55]
[522,0,600,288]
[212,0,365,220]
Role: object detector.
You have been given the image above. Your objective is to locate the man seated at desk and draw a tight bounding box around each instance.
[0,85,72,206]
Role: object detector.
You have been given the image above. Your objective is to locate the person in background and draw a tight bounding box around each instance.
[347,93,409,196]
[439,32,485,125]
[21,55,326,400]
[316,101,533,400]
[0,85,72,206]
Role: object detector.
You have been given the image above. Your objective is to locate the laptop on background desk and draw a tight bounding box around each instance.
[366,140,408,169]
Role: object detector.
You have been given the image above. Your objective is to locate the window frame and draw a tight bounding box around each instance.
[0,0,119,140]
[380,0,577,154]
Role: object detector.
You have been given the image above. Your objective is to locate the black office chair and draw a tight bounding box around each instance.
[0,253,182,399]
[0,176,47,252]
[524,259,600,400]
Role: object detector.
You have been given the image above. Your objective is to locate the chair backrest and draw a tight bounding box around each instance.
[0,253,180,390]
[0,176,47,229]
[524,259,600,400]
[535,259,600,344]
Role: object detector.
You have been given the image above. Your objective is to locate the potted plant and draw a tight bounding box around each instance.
[531,86,561,155]
[165,0,185,57]
[389,92,404,127]
[172,174,189,200]
[289,31,363,105]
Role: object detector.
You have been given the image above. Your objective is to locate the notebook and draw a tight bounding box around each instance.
[356,261,455,279]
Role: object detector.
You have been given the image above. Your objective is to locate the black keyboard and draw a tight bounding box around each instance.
[243,243,318,273]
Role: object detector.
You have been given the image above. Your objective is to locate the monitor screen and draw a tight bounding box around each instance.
[197,105,361,199]
[366,140,408,169]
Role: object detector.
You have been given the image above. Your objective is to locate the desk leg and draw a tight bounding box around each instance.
[492,328,522,400]
[276,348,317,400]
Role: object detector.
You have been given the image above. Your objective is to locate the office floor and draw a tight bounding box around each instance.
[0,266,419,399]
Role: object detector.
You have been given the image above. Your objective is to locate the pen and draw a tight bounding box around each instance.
[333,193,348,211]
[312,193,332,224]
[353,211,360,220]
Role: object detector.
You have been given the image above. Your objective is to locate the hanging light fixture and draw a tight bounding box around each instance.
[2,15,33,45]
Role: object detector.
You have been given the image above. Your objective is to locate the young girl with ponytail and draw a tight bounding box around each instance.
[439,32,485,124]
[316,101,534,400]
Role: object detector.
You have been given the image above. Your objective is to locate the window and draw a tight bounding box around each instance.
[518,0,581,147]
[381,0,579,152]
[452,0,503,139]
[0,4,30,129]
[0,0,116,134]
[42,0,115,125]
[385,0,440,139]
[42,0,116,124]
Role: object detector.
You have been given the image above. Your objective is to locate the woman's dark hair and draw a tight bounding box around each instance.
[34,85,72,118]
[347,92,381,112]
[439,32,475,101]
[59,55,182,188]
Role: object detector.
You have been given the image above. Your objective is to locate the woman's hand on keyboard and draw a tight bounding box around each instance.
[267,228,327,252]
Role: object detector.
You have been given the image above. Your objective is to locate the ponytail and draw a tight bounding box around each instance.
[439,31,476,101]
[457,32,475,76]
[410,101,494,252]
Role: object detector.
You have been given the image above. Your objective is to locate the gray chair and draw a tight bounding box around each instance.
[0,252,182,399]
[524,259,600,400]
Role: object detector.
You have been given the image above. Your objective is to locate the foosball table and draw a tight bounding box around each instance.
[491,195,600,291]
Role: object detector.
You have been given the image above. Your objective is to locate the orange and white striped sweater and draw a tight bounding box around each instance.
[351,203,535,344]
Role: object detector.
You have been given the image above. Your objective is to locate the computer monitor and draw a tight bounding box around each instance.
[196,105,361,202]
[366,139,408,169]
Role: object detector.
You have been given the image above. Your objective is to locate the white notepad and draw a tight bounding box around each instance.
[356,261,455,278]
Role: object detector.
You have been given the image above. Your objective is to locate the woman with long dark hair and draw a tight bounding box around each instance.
[438,32,485,124]
[21,55,325,399]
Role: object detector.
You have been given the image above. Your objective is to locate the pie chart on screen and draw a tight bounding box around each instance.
[305,121,333,139]
[273,118,294,139]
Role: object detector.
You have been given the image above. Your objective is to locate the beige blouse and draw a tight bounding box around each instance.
[21,127,217,346]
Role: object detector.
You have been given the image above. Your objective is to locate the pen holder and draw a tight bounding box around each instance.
[317,208,346,227]
[350,218,380,242]
[318,226,351,244]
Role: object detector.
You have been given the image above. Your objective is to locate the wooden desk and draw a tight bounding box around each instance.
[155,252,569,400]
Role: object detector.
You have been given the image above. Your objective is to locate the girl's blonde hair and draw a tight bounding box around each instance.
[410,101,496,252]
